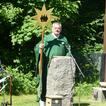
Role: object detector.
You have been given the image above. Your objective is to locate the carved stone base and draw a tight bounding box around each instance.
[46,56,76,106]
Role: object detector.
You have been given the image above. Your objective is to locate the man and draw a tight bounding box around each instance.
[34,22,71,106]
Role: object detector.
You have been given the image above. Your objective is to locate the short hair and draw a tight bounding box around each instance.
[52,22,62,28]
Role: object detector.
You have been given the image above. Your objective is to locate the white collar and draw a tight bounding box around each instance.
[52,33,60,38]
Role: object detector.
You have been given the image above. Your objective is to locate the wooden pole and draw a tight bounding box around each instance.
[102,0,106,82]
[104,0,106,82]
[103,1,106,53]
[38,28,45,99]
[39,30,44,75]
[9,76,12,106]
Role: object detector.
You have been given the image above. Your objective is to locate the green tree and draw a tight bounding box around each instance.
[0,0,104,83]
[0,0,80,72]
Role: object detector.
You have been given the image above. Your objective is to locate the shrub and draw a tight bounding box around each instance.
[5,66,38,95]
[74,81,99,97]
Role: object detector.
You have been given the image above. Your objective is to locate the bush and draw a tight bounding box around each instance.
[74,81,99,96]
[5,66,38,95]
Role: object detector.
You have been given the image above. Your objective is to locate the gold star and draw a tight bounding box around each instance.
[33,4,58,29]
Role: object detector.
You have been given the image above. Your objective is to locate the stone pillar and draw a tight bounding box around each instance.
[46,56,76,106]
[93,87,106,101]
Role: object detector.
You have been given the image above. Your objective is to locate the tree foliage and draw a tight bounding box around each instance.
[0,0,81,45]
[0,0,104,83]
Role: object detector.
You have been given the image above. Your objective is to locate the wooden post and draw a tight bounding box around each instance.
[102,0,106,82]
[38,29,45,98]
[9,76,12,106]
[39,30,44,75]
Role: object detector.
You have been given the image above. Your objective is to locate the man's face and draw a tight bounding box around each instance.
[52,23,62,36]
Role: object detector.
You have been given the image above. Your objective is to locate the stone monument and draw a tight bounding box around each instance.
[46,56,76,106]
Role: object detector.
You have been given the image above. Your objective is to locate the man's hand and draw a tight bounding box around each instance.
[39,43,44,49]
[39,43,44,53]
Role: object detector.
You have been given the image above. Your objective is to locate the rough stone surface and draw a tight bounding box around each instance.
[93,87,106,101]
[46,56,76,106]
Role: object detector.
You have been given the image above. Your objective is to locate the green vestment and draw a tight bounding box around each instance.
[34,33,71,101]
[34,34,71,68]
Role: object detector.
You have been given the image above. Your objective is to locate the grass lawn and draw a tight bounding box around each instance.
[0,94,39,106]
[74,95,106,106]
[0,94,106,106]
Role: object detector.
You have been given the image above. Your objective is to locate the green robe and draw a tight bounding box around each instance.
[34,33,71,101]
[34,33,71,69]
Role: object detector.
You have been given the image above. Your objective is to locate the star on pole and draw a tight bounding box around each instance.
[33,4,59,30]
[33,4,59,75]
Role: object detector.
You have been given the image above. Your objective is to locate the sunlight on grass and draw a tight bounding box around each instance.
[1,94,106,106]
[73,95,106,106]
[0,94,39,106]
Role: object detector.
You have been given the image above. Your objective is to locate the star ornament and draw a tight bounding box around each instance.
[33,4,59,29]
